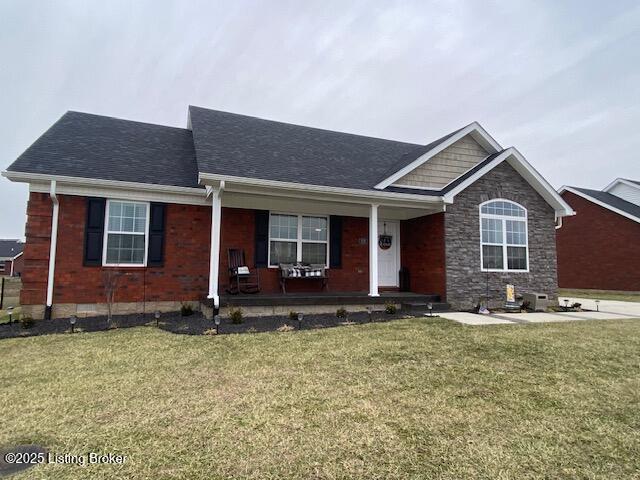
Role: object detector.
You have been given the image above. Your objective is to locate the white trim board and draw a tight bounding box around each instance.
[443,147,575,218]
[374,122,502,190]
[4,170,209,205]
[559,186,640,224]
[198,172,444,205]
[603,178,640,193]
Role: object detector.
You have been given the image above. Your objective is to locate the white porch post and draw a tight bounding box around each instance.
[207,182,225,309]
[369,203,379,297]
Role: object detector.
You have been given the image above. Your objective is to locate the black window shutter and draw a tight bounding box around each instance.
[329,215,343,268]
[83,197,106,266]
[147,203,166,267]
[254,210,269,268]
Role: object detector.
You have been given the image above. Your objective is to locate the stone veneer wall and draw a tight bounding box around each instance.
[445,162,558,310]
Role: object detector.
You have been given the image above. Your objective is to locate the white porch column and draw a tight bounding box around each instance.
[207,182,225,309]
[45,180,59,319]
[369,203,379,297]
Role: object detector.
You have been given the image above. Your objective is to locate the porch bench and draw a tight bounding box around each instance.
[278,263,328,294]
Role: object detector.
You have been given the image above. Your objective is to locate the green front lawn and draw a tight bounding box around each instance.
[559,288,640,303]
[1,318,639,479]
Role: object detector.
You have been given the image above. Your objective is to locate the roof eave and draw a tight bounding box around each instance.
[559,186,640,224]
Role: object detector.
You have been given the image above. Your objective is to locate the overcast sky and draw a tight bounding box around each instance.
[1,0,639,238]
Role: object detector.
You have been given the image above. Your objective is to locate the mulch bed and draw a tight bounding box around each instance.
[0,310,414,340]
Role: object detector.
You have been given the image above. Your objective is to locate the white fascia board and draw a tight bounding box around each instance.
[198,172,445,206]
[603,178,640,193]
[11,251,24,260]
[373,122,503,190]
[3,170,208,205]
[443,147,575,217]
[560,186,640,224]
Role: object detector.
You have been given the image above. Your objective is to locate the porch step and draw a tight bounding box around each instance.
[401,301,450,313]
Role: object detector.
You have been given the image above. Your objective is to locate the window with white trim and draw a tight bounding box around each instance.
[480,200,528,271]
[269,213,328,266]
[103,200,149,266]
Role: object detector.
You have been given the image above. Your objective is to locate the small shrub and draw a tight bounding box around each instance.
[229,307,243,324]
[521,300,531,311]
[180,303,194,317]
[384,302,397,314]
[20,316,35,329]
[288,310,299,321]
[336,307,348,318]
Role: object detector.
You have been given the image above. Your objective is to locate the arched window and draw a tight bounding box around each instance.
[479,200,528,271]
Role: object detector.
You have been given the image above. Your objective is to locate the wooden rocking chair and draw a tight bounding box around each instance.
[226,248,260,294]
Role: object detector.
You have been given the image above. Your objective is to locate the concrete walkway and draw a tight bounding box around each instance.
[444,297,640,326]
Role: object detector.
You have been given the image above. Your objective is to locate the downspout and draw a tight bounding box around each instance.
[207,181,225,311]
[555,215,563,229]
[45,180,59,320]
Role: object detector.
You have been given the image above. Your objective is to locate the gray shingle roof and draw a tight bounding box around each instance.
[7,111,200,189]
[571,187,640,220]
[8,107,484,195]
[0,240,24,259]
[189,106,426,191]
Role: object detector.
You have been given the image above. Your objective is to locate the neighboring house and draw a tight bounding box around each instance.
[557,179,640,291]
[0,239,24,277]
[2,107,573,319]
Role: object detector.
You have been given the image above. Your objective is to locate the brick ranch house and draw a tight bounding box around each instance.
[557,178,640,291]
[0,239,24,277]
[2,107,574,320]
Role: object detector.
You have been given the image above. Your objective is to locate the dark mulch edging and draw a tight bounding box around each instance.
[0,310,415,340]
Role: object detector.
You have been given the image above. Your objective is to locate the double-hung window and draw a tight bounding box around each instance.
[269,213,328,266]
[480,200,528,271]
[103,200,149,266]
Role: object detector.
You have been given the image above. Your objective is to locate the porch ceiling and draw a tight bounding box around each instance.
[221,190,444,220]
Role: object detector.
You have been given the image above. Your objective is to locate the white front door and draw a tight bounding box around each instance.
[377,220,400,287]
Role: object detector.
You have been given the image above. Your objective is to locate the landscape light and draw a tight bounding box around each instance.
[69,314,77,333]
[595,300,600,312]
[427,303,433,317]
[154,310,161,327]
[563,299,569,311]
[297,312,304,330]
[214,314,221,335]
[366,306,373,322]
[7,306,13,324]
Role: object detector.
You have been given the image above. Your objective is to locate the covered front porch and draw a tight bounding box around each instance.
[203,178,448,312]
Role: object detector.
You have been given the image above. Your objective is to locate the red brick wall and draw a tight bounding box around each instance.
[557,191,640,291]
[400,213,446,299]
[21,193,211,305]
[20,194,372,305]
[219,209,369,293]
[21,193,52,305]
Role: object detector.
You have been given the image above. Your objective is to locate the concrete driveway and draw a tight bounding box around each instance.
[444,296,640,325]
[558,296,640,317]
